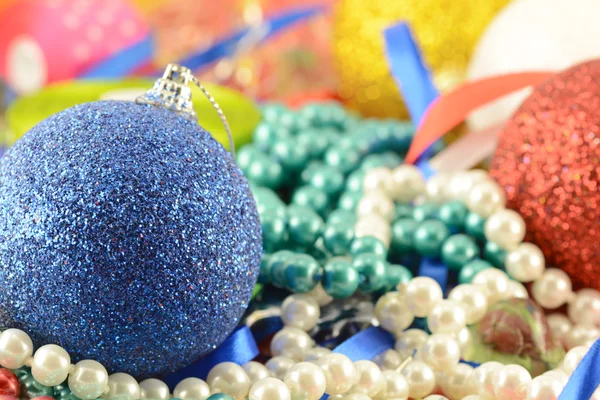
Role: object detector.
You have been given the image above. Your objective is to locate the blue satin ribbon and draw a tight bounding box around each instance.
[559,338,600,400]
[79,35,154,79]
[162,325,259,391]
[418,258,448,295]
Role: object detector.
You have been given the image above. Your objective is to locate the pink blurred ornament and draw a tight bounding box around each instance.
[31,397,56,400]
[0,369,19,398]
[0,0,149,94]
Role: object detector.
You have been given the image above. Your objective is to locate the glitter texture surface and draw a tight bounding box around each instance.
[332,0,510,118]
[491,60,600,291]
[0,101,262,379]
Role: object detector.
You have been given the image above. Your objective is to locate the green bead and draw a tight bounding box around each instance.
[287,206,324,247]
[394,203,413,219]
[54,383,80,400]
[260,209,286,252]
[385,263,413,291]
[253,123,290,149]
[323,221,355,256]
[353,253,387,293]
[346,169,366,193]
[207,394,235,400]
[258,254,272,284]
[484,241,508,269]
[261,103,287,123]
[327,209,357,226]
[413,220,450,258]
[338,191,362,211]
[391,218,419,254]
[244,153,283,189]
[271,137,309,172]
[284,254,321,293]
[322,258,359,298]
[459,259,493,284]
[236,144,262,170]
[359,154,390,171]
[438,200,469,231]
[13,367,54,398]
[350,236,387,259]
[303,165,345,198]
[269,250,295,287]
[381,151,404,166]
[465,212,487,242]
[292,186,330,217]
[441,234,479,271]
[413,203,438,222]
[296,129,331,159]
[252,187,286,217]
[325,146,362,174]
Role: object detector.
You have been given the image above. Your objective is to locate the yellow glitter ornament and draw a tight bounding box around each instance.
[333,0,512,119]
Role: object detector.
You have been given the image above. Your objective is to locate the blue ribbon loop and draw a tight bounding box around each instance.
[559,338,600,400]
[162,325,259,391]
[79,35,154,79]
[333,326,395,362]
[418,258,448,295]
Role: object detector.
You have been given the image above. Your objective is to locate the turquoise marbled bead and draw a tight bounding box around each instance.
[296,129,331,159]
[322,258,359,298]
[327,209,357,226]
[338,191,362,211]
[391,218,419,254]
[413,203,438,222]
[459,259,493,284]
[465,212,487,242]
[438,200,469,231]
[441,234,479,271]
[484,241,508,269]
[287,206,324,248]
[350,236,387,259]
[324,146,362,175]
[271,137,310,173]
[260,209,286,252]
[292,186,330,217]
[269,250,295,287]
[207,394,235,400]
[413,220,451,258]
[353,253,387,293]
[283,253,321,293]
[385,263,413,291]
[323,221,355,256]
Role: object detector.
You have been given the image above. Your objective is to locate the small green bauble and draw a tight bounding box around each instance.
[391,218,419,254]
[350,236,388,258]
[460,259,493,284]
[323,221,355,256]
[465,212,487,242]
[485,241,508,269]
[413,220,451,258]
[292,186,330,217]
[412,203,439,222]
[323,258,359,298]
[438,200,469,231]
[283,254,321,293]
[353,253,387,293]
[441,234,480,271]
[287,206,325,248]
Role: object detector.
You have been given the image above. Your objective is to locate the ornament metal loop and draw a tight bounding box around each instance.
[136,64,236,160]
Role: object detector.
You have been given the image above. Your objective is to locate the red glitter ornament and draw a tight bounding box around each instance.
[0,369,19,398]
[490,60,600,291]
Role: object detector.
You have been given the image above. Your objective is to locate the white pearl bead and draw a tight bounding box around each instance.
[373,349,403,371]
[316,353,357,395]
[568,289,600,327]
[484,209,526,250]
[332,393,371,400]
[249,377,291,400]
[462,396,484,400]
[472,268,510,305]
[564,324,598,350]
[563,346,588,375]
[281,295,320,332]
[456,327,473,359]
[405,277,443,318]
[466,179,505,217]
[547,314,572,342]
[447,170,488,202]
[395,329,429,360]
[266,356,295,380]
[375,292,415,334]
[207,362,251,400]
[31,344,71,386]
[440,363,473,399]
[505,243,545,282]
[448,284,488,324]
[68,360,109,400]
[0,328,33,369]
[355,214,391,248]
[352,360,385,398]
[532,268,572,309]
[243,362,271,384]
[105,373,141,400]
[363,167,393,194]
[493,364,531,400]
[283,361,326,400]
[423,395,449,400]
[381,370,409,400]
[387,165,425,202]
[139,379,170,400]
[526,375,565,400]
[271,327,313,361]
[427,300,467,334]
[357,191,395,221]
[308,283,333,307]
[400,360,435,399]
[173,377,211,400]
[303,346,332,362]
[470,362,502,399]
[425,173,449,203]
[508,280,529,299]
[418,334,460,372]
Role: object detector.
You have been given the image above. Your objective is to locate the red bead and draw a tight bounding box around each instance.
[0,369,19,398]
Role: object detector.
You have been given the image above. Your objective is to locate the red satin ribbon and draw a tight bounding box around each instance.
[405,72,555,164]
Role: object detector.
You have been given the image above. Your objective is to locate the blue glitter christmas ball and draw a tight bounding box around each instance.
[0,100,262,379]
